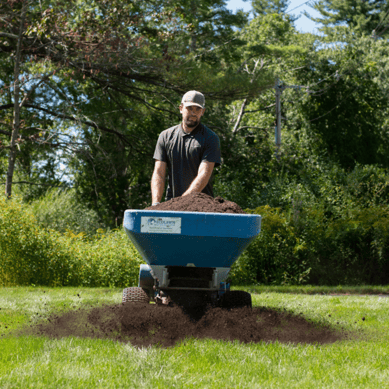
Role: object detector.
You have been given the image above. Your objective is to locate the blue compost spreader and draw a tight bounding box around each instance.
[123,209,261,308]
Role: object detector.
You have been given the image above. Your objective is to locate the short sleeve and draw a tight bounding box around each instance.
[202,132,221,167]
[153,132,167,162]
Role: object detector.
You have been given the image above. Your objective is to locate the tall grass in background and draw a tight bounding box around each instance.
[0,195,143,287]
[29,188,102,236]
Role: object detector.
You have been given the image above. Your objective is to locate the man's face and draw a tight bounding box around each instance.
[179,104,205,129]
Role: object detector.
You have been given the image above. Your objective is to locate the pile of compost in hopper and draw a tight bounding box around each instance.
[21,302,347,348]
[145,193,246,214]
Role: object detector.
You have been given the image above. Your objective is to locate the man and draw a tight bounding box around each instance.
[151,90,221,205]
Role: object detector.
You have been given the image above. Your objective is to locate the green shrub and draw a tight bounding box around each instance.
[63,229,143,287]
[302,205,389,285]
[28,188,102,236]
[3,193,389,288]
[0,195,70,286]
[231,202,389,286]
[0,196,143,287]
[230,205,311,286]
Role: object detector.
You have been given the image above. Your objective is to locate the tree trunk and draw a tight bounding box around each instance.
[5,1,27,198]
[232,98,248,135]
[190,1,197,52]
[232,59,262,136]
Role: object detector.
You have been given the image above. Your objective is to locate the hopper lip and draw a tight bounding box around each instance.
[124,209,261,218]
[123,209,261,239]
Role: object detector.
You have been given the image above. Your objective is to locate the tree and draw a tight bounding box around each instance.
[307,0,389,37]
[0,0,262,223]
[56,0,260,225]
[0,0,87,197]
[4,0,27,197]
[211,13,309,208]
[213,9,389,208]
[291,30,389,170]
[252,0,290,16]
[1,0,58,197]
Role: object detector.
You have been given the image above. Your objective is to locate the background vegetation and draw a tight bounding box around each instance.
[0,195,143,287]
[2,0,389,286]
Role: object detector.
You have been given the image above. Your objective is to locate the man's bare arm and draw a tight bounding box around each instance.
[182,161,215,196]
[151,160,167,203]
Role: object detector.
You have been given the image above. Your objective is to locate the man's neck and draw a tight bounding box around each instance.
[182,122,199,134]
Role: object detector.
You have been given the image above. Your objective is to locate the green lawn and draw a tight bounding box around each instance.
[1,287,389,388]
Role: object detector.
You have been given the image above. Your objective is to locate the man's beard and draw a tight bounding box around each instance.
[185,117,199,128]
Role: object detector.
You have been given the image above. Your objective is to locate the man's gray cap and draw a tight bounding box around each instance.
[181,90,205,108]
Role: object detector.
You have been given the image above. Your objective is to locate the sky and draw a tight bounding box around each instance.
[226,0,322,34]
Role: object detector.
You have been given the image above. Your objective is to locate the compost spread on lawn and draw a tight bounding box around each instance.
[23,303,346,347]
[18,195,346,346]
[145,193,246,214]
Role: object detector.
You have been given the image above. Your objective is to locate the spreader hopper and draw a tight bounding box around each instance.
[123,209,261,308]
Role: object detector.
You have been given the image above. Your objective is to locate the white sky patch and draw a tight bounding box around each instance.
[226,0,323,34]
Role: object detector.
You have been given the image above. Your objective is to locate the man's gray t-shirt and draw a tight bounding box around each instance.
[153,123,221,200]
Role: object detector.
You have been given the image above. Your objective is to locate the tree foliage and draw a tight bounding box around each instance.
[307,0,389,37]
[0,0,269,224]
[296,37,389,169]
[252,0,290,16]
[2,0,389,287]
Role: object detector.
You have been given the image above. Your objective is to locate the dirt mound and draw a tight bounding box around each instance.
[145,193,246,214]
[23,303,346,348]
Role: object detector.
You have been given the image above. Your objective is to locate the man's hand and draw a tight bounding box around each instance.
[182,161,215,196]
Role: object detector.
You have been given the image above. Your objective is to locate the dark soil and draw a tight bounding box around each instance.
[22,303,347,348]
[145,193,246,214]
[17,195,348,347]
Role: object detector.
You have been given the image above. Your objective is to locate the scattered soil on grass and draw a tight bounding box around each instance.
[18,196,348,347]
[22,303,347,348]
[145,193,246,214]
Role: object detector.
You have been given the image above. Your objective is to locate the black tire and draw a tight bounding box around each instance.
[122,287,150,304]
[219,290,252,309]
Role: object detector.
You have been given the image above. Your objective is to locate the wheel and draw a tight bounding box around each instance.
[122,287,150,304]
[219,290,252,309]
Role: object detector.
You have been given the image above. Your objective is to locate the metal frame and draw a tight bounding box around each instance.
[148,265,230,291]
